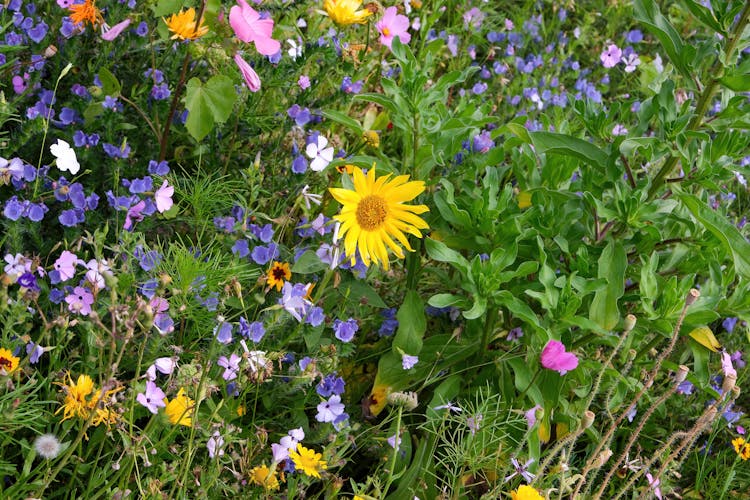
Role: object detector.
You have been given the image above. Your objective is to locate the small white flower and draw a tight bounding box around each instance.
[34,434,62,460]
[287,38,303,60]
[300,185,322,210]
[305,135,334,172]
[50,139,80,175]
[246,350,268,373]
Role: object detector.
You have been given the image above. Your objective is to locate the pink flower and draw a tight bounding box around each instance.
[540,340,579,375]
[234,53,261,92]
[229,0,280,56]
[136,381,166,414]
[721,350,737,378]
[123,199,146,231]
[154,179,174,213]
[600,44,622,68]
[64,286,95,315]
[102,19,131,41]
[376,7,411,49]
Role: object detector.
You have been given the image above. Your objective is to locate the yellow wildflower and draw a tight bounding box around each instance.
[266,261,291,292]
[733,437,750,461]
[0,348,20,376]
[323,0,373,26]
[249,464,281,491]
[289,444,327,479]
[164,8,208,41]
[164,388,194,426]
[510,484,545,500]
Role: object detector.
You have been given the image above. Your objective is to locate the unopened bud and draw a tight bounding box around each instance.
[623,314,637,333]
[595,449,613,468]
[387,391,419,411]
[675,365,689,385]
[731,386,741,400]
[582,410,596,429]
[627,349,637,361]
[685,288,700,306]
[722,374,737,394]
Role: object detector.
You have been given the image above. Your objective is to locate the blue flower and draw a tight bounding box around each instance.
[332,318,358,342]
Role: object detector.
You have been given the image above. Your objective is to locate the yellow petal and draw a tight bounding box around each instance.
[689,326,721,352]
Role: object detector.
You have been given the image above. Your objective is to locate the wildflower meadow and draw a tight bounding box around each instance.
[2,0,750,498]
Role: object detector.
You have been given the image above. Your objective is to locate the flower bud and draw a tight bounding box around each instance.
[623,314,637,333]
[722,374,737,394]
[674,365,689,385]
[582,410,596,429]
[685,288,700,306]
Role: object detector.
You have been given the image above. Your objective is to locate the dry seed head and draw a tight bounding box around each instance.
[685,288,700,305]
[675,365,689,384]
[623,314,637,332]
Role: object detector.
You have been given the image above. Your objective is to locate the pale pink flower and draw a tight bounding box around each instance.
[233,54,261,92]
[154,179,174,213]
[229,0,280,56]
[376,7,411,49]
[102,19,131,41]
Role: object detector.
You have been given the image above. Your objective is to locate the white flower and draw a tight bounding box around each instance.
[207,431,225,459]
[305,135,334,172]
[34,434,62,459]
[300,185,322,210]
[247,350,268,373]
[50,139,80,175]
[287,38,303,60]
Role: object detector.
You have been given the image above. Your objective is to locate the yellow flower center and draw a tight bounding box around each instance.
[382,27,391,37]
[356,195,388,230]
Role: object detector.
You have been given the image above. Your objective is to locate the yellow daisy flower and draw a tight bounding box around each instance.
[733,437,750,460]
[510,485,544,500]
[69,0,104,28]
[164,8,208,41]
[57,373,96,421]
[0,348,20,376]
[289,444,327,479]
[164,388,194,426]
[323,0,373,26]
[249,464,281,491]
[267,261,291,292]
[329,166,429,270]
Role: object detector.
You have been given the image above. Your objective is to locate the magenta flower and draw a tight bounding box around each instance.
[123,199,146,231]
[600,44,622,68]
[229,0,280,56]
[54,250,79,281]
[154,179,174,213]
[234,54,261,92]
[376,7,411,49]
[137,380,167,414]
[64,286,94,315]
[102,19,131,41]
[540,340,579,375]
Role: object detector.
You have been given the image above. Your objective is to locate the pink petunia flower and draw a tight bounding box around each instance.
[600,44,622,68]
[154,179,174,213]
[102,19,131,41]
[540,340,579,375]
[229,0,280,56]
[376,7,411,49]
[234,53,261,92]
[64,286,95,315]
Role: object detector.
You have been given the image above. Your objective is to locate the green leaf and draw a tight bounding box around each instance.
[678,193,750,280]
[184,76,237,141]
[634,0,693,79]
[394,290,426,353]
[528,131,609,168]
[319,109,363,134]
[151,0,184,17]
[291,251,327,274]
[589,241,626,330]
[427,293,465,308]
[424,238,469,273]
[681,0,724,33]
[338,279,387,308]
[426,375,462,420]
[98,67,121,96]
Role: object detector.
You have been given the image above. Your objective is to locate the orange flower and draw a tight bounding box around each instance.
[164,8,208,41]
[69,0,104,28]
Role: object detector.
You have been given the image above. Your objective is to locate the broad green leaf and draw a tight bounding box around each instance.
[425,375,462,420]
[689,340,711,387]
[427,293,465,308]
[319,109,363,133]
[338,279,387,308]
[184,76,236,141]
[291,251,328,274]
[98,67,121,96]
[681,0,724,33]
[424,238,469,273]
[589,241,626,330]
[529,131,609,168]
[151,0,184,17]
[394,290,426,353]
[678,193,750,280]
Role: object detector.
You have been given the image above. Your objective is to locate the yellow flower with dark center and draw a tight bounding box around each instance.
[329,166,429,270]
[267,261,291,292]
[68,0,104,27]
[336,164,355,175]
[164,388,194,426]
[323,0,373,25]
[249,464,281,490]
[0,348,20,376]
[510,485,544,500]
[164,8,208,41]
[733,437,750,460]
[289,444,327,478]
